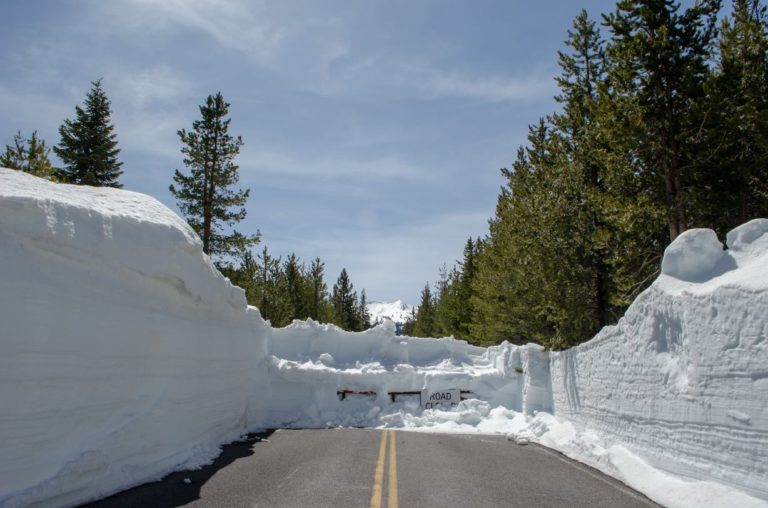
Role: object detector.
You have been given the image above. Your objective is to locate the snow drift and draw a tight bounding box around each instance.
[1,168,767,507]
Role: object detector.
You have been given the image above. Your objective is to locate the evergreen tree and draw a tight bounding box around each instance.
[697,0,768,232]
[603,0,721,241]
[402,307,418,336]
[170,92,258,258]
[454,237,481,338]
[331,269,359,330]
[1,131,56,179]
[359,289,372,331]
[306,257,330,322]
[54,79,122,187]
[430,238,483,340]
[411,283,437,337]
[218,247,257,299]
[553,10,615,328]
[253,245,291,327]
[284,254,308,320]
[433,264,460,337]
[470,123,560,347]
[222,245,376,330]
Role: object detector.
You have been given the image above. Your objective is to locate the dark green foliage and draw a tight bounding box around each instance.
[602,0,721,241]
[305,258,331,322]
[221,246,370,331]
[54,79,123,187]
[411,284,437,337]
[170,92,258,258]
[332,269,362,331]
[696,0,768,233]
[359,290,372,331]
[426,237,483,340]
[417,0,768,350]
[401,307,418,336]
[284,254,308,320]
[1,131,56,179]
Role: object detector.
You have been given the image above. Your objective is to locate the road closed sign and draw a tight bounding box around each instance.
[421,389,460,410]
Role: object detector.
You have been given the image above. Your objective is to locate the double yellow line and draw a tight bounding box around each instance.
[370,430,398,508]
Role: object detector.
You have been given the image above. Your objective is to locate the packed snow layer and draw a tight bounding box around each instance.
[551,222,768,500]
[0,169,271,507]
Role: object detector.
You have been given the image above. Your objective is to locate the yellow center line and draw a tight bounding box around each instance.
[370,430,388,508]
[388,430,398,508]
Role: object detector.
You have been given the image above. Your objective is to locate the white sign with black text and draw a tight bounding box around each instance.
[421,389,460,410]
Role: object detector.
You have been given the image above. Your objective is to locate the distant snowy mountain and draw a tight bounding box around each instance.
[367,300,414,328]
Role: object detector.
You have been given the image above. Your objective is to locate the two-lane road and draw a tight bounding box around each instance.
[85,429,659,508]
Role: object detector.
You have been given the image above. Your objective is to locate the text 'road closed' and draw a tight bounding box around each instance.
[421,389,460,410]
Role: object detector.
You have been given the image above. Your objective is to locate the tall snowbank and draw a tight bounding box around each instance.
[0,169,271,507]
[551,222,768,500]
[263,320,551,427]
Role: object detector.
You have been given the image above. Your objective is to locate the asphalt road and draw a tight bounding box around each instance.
[83,429,660,508]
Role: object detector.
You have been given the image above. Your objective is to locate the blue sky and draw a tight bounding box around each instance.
[2,0,624,304]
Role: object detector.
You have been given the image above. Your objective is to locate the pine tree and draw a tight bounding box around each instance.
[454,237,481,338]
[359,289,372,330]
[603,0,721,241]
[284,254,308,320]
[430,237,483,340]
[254,245,293,327]
[697,0,768,232]
[402,307,418,336]
[331,269,359,331]
[306,257,330,322]
[433,263,460,337]
[411,283,437,337]
[553,10,615,328]
[470,123,562,347]
[170,92,258,258]
[54,79,122,187]
[1,131,56,179]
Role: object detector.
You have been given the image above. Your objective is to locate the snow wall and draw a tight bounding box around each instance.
[264,322,551,428]
[1,168,767,506]
[0,169,272,507]
[551,222,768,499]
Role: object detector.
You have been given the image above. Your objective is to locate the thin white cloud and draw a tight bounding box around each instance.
[238,147,439,183]
[420,68,557,102]
[115,66,196,109]
[109,0,554,104]
[125,0,286,65]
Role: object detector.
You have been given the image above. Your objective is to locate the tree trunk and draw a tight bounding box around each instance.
[202,160,211,255]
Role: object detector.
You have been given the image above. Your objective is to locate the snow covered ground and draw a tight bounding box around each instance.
[366,300,413,328]
[1,168,767,508]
